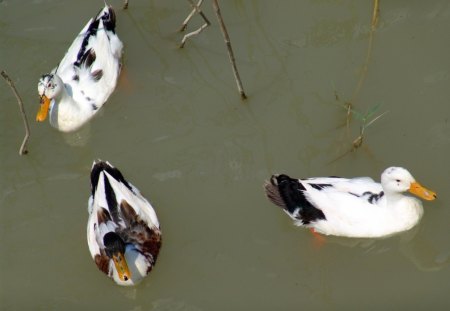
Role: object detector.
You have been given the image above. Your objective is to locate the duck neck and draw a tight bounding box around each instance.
[54,82,75,109]
[50,80,86,131]
[384,190,406,205]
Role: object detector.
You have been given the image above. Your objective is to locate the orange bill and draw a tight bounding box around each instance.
[409,181,437,201]
[36,95,51,122]
[112,252,131,282]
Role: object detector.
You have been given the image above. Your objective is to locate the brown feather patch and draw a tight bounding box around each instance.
[120,200,138,227]
[119,199,162,271]
[94,254,110,276]
[97,208,111,225]
[264,179,287,208]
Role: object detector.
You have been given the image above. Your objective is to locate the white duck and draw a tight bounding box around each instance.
[264,167,436,238]
[87,161,162,286]
[36,5,123,132]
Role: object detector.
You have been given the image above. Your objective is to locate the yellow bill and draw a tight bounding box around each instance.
[409,181,437,201]
[112,252,131,282]
[36,95,51,122]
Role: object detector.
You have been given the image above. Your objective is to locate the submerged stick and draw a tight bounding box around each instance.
[179,0,211,48]
[212,0,247,100]
[1,70,30,155]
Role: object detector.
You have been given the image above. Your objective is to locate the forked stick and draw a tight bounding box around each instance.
[179,0,211,48]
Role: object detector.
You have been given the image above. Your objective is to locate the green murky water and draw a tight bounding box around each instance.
[1,0,450,309]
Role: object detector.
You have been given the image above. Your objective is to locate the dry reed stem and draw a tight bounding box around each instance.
[212,0,247,99]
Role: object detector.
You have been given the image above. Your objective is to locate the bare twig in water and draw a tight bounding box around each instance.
[178,0,247,99]
[212,0,247,99]
[123,0,129,10]
[179,0,211,48]
[1,70,30,155]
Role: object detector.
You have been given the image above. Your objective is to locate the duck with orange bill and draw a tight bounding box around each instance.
[37,4,123,132]
[264,167,436,238]
[87,161,162,286]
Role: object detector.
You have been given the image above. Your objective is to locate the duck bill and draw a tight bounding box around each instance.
[112,252,131,282]
[36,95,50,122]
[409,182,437,201]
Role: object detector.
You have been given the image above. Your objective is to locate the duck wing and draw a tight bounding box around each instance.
[55,6,122,110]
[264,174,326,225]
[265,174,385,225]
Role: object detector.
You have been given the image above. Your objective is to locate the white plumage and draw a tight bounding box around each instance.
[37,5,123,132]
[265,167,436,238]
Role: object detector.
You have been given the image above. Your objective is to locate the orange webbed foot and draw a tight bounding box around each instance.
[309,228,326,249]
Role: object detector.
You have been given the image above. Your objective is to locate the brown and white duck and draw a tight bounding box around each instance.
[87,161,162,286]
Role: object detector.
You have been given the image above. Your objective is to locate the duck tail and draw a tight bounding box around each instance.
[264,174,326,225]
[90,160,132,197]
[98,5,116,33]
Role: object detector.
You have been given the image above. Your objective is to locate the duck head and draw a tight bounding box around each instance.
[37,74,63,121]
[103,232,132,282]
[381,167,436,201]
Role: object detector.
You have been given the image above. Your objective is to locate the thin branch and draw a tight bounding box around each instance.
[365,110,387,128]
[179,21,210,48]
[212,0,247,100]
[371,0,380,30]
[1,70,30,155]
[179,0,211,48]
[179,0,206,32]
[123,0,129,10]
[350,0,380,103]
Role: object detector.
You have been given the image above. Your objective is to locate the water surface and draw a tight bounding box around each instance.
[1,0,450,310]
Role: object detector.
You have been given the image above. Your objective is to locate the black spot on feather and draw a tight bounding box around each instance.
[367,191,384,204]
[77,49,96,68]
[103,174,120,223]
[91,69,103,81]
[75,14,100,67]
[310,183,332,191]
[100,6,117,33]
